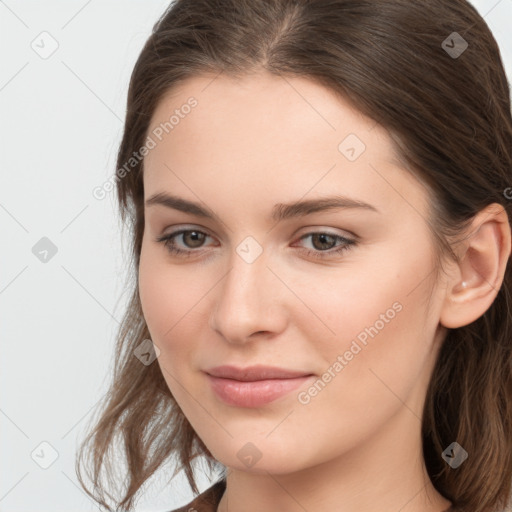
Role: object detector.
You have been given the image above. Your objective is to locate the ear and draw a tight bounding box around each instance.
[440,203,512,329]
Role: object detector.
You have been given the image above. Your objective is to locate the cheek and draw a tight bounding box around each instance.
[138,246,189,352]
[138,244,215,378]
[287,285,433,465]
[286,257,428,349]
[138,255,199,412]
[290,247,436,399]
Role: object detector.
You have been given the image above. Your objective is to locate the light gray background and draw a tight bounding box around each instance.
[1,1,511,511]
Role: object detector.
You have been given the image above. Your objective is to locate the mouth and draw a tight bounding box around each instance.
[204,365,315,407]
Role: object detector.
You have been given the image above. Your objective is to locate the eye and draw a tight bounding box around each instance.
[292,231,356,260]
[155,228,357,260]
[156,228,215,258]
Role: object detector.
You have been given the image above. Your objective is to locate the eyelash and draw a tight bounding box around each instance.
[155,228,356,260]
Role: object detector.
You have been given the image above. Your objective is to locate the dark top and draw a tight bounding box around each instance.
[168,478,457,512]
[168,479,226,512]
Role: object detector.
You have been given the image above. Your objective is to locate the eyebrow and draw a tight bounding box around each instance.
[145,192,379,222]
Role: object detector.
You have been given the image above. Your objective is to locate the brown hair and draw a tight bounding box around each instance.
[76,0,512,510]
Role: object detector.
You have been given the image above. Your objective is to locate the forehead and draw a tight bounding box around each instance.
[148,71,380,148]
[143,72,431,222]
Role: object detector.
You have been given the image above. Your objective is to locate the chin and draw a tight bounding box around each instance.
[206,437,312,476]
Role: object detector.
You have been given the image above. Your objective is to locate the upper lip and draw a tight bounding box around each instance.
[205,365,313,382]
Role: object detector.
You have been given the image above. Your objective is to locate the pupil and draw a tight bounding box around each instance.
[313,233,334,251]
[185,231,204,248]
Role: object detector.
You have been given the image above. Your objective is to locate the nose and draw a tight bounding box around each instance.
[209,245,288,345]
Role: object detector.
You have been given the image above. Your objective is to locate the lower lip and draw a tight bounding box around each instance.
[206,374,314,407]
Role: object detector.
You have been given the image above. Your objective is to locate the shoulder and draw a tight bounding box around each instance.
[167,478,226,512]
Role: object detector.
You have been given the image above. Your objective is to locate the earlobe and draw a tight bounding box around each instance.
[439,203,511,329]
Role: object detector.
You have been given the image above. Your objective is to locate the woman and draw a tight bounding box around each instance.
[77,1,512,511]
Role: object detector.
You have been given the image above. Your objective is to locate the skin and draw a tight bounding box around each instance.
[138,71,511,512]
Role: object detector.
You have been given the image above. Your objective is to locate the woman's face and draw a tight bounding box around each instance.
[139,71,450,474]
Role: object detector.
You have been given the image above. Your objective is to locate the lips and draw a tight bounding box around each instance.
[204,365,315,407]
[205,364,312,381]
